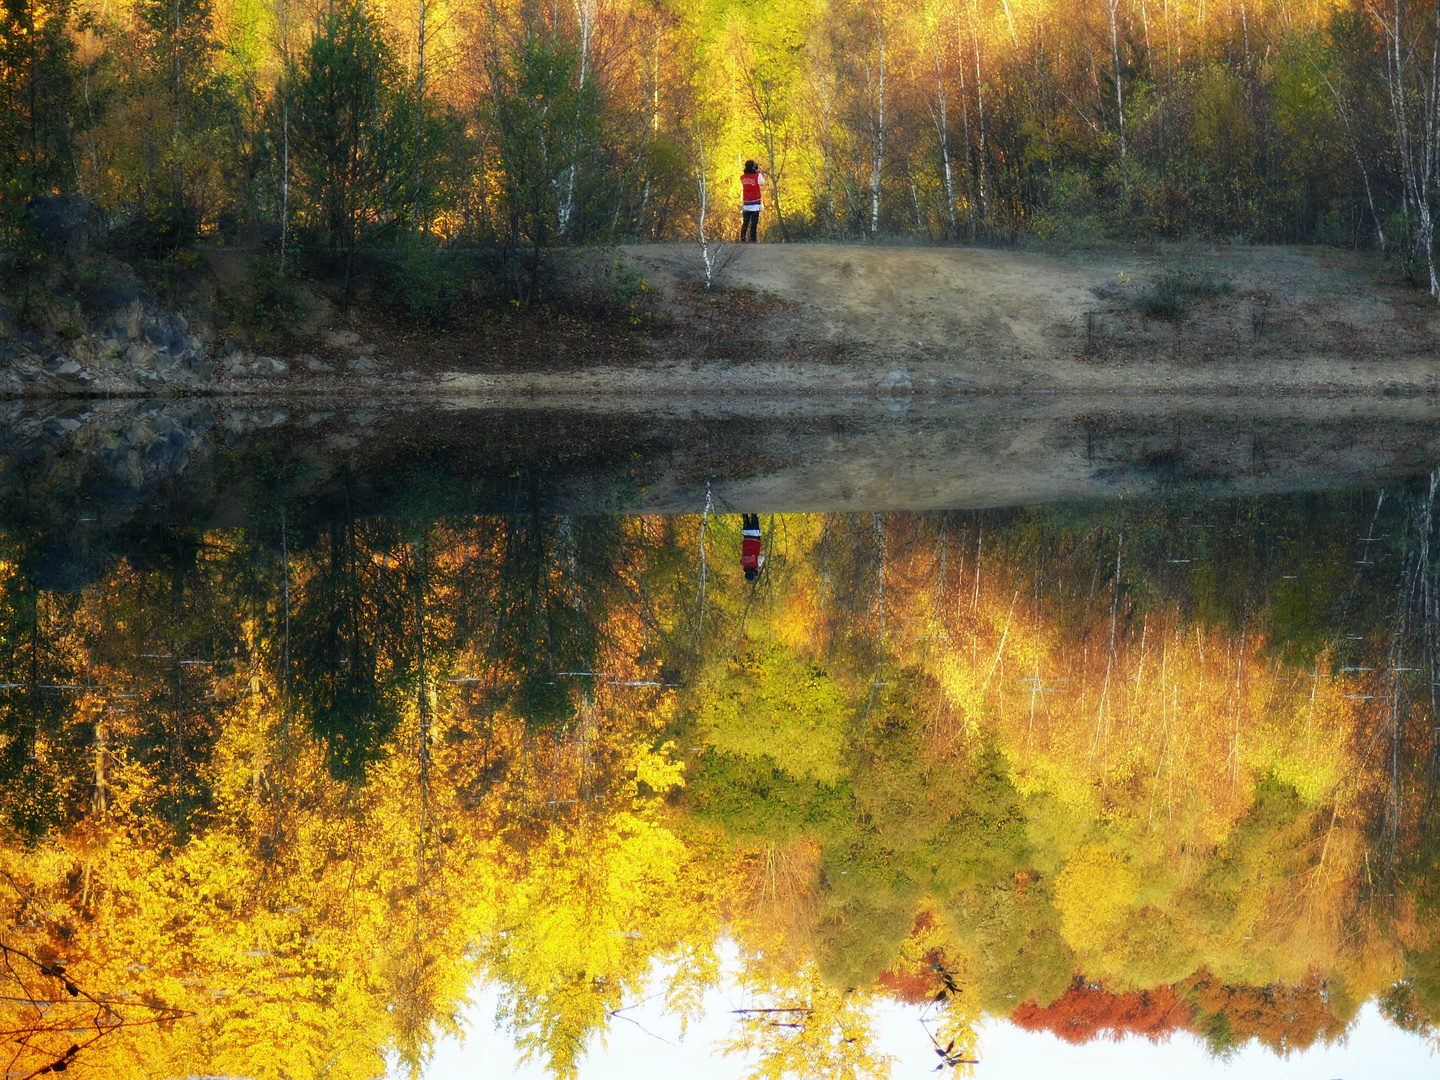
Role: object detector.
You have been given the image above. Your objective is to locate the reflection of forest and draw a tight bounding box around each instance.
[3,490,1440,1078]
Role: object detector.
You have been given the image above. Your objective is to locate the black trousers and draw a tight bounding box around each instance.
[740,209,759,242]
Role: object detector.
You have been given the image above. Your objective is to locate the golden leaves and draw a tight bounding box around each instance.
[1053,843,1136,953]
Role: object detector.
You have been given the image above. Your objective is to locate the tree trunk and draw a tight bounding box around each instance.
[1109,0,1127,185]
[1375,0,1440,298]
[415,0,428,233]
[866,2,887,237]
[692,127,718,287]
[956,27,978,241]
[1320,70,1387,251]
[930,38,957,239]
[968,0,989,233]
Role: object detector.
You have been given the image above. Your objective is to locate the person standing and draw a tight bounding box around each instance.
[740,161,764,243]
[741,514,765,581]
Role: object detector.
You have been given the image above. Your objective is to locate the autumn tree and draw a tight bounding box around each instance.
[130,0,234,248]
[0,0,80,230]
[485,31,600,300]
[290,1,413,295]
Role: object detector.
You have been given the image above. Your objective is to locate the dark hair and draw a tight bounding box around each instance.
[743,160,758,174]
[744,566,759,581]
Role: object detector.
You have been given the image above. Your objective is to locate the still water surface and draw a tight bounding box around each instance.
[2,408,1439,1078]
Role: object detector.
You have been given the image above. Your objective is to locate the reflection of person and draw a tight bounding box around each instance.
[739,161,765,243]
[741,514,765,581]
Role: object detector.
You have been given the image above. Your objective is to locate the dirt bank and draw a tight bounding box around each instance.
[606,241,1440,395]
[308,241,1440,398]
[2,241,1436,398]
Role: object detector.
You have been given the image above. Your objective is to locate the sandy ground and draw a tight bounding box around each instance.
[168,241,1440,399]
[581,242,1439,396]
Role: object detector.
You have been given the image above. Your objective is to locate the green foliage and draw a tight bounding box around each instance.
[230,252,310,339]
[0,539,80,843]
[0,0,80,230]
[289,3,411,261]
[1379,979,1435,1035]
[685,748,854,846]
[130,0,235,250]
[386,241,462,326]
[693,643,850,783]
[291,519,415,783]
[487,35,602,301]
[1185,775,1310,944]
[1130,268,1233,320]
[960,883,1075,1011]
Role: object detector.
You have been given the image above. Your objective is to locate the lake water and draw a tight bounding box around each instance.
[1,399,1438,1079]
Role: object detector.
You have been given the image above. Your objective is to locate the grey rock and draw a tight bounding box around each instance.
[347,356,377,374]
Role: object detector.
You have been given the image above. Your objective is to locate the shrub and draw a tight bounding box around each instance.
[1131,268,1233,319]
[386,242,461,326]
[233,253,310,339]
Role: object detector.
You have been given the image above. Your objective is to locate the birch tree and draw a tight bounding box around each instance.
[1367,0,1440,297]
[922,8,958,238]
[689,121,724,287]
[863,0,889,234]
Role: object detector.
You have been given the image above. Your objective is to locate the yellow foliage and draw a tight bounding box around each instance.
[721,961,895,1080]
[1054,844,1137,953]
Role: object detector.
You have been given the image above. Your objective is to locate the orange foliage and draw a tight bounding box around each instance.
[876,960,943,1005]
[1181,968,1348,1056]
[1010,976,1195,1044]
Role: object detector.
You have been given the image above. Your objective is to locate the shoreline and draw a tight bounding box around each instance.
[3,242,1436,400]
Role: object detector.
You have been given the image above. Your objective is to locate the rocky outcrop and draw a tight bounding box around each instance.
[0,295,221,394]
[1,197,230,394]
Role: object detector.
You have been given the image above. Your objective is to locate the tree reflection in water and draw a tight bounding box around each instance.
[3,491,1440,1079]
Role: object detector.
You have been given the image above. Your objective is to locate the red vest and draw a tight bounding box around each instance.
[741,172,762,205]
[741,535,763,568]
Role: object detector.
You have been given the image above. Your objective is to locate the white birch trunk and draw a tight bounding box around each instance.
[969,0,989,230]
[1375,0,1440,297]
[867,2,887,236]
[929,35,957,238]
[559,0,596,237]
[693,129,720,288]
[1109,0,1126,170]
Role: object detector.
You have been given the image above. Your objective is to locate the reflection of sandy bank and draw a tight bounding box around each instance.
[3,395,1440,526]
